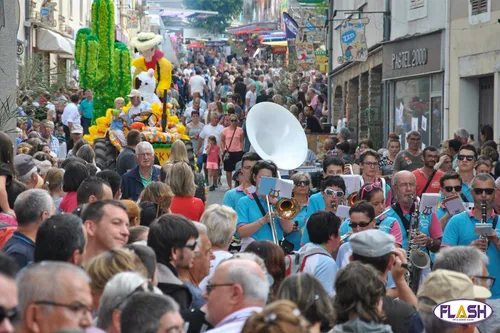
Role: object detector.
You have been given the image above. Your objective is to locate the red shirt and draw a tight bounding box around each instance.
[59,192,78,213]
[413,169,443,197]
[170,196,205,222]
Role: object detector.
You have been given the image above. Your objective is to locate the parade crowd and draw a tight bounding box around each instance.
[1,54,500,333]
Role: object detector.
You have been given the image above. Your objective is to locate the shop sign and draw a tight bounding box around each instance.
[338,17,370,64]
[383,31,442,80]
[315,51,328,73]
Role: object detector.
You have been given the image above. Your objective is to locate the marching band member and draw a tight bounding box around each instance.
[222,152,260,211]
[386,171,442,257]
[359,150,392,207]
[236,161,294,251]
[323,156,345,177]
[339,183,402,247]
[436,171,464,229]
[300,176,346,245]
[442,173,500,299]
[284,172,311,251]
[456,144,477,203]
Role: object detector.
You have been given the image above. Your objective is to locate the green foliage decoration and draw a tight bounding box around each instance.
[76,0,131,123]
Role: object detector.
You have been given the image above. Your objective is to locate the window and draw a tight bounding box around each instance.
[471,0,488,16]
[409,0,425,10]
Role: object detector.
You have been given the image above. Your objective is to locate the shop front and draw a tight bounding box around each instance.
[382,31,444,150]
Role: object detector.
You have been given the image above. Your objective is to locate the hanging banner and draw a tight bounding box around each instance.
[39,0,57,27]
[282,12,298,55]
[338,17,370,64]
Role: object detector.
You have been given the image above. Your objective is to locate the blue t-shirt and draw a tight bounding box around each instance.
[236,195,284,241]
[462,183,473,203]
[79,99,94,119]
[300,192,325,245]
[442,211,500,299]
[284,204,309,251]
[386,207,433,250]
[298,243,338,296]
[2,231,35,269]
[222,187,246,211]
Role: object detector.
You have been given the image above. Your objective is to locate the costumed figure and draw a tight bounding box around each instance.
[131,32,172,100]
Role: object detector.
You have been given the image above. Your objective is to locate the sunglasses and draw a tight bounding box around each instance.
[457,154,475,161]
[444,185,462,192]
[360,182,382,199]
[184,240,198,251]
[349,221,372,228]
[324,189,344,197]
[0,306,18,323]
[473,188,495,195]
[295,180,310,187]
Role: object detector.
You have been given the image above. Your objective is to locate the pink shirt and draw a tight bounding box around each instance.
[206,145,220,164]
[222,127,243,152]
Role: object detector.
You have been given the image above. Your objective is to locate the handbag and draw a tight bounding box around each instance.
[223,128,237,161]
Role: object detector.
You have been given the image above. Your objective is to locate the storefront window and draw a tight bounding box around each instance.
[393,74,443,150]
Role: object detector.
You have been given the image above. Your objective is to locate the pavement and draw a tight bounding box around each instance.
[205,174,230,206]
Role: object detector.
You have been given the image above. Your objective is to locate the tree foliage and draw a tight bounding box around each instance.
[184,0,243,33]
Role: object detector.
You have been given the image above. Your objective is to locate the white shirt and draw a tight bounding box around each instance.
[199,123,224,151]
[127,102,151,123]
[189,75,206,96]
[62,103,81,126]
[183,68,193,76]
[187,99,207,112]
[245,90,256,110]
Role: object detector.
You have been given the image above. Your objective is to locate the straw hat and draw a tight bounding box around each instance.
[131,32,163,52]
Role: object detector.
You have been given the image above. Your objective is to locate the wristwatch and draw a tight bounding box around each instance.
[427,238,434,248]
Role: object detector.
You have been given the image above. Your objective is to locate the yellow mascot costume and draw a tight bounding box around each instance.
[131,32,172,99]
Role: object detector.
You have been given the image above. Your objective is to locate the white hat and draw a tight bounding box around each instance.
[71,124,84,134]
[131,32,163,52]
[128,89,141,98]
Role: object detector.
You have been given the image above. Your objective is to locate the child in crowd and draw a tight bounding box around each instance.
[109,97,127,149]
[56,125,66,143]
[205,135,221,191]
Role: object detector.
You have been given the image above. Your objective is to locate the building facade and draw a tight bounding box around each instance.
[448,0,500,141]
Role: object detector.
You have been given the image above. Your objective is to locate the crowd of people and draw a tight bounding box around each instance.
[2,57,500,333]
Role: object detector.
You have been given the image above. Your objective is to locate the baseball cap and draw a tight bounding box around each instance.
[232,161,242,182]
[349,229,395,257]
[418,269,491,312]
[71,124,84,134]
[14,154,37,177]
[128,89,141,98]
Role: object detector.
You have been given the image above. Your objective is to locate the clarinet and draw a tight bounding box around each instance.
[480,200,488,252]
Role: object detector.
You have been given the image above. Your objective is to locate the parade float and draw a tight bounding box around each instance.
[75,0,193,170]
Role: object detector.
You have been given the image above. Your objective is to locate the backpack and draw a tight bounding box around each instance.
[284,248,331,276]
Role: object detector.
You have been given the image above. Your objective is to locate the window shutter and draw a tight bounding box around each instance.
[471,0,488,16]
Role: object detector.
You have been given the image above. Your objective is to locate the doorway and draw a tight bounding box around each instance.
[478,75,494,139]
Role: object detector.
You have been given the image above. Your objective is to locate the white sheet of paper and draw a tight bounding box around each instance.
[341,175,362,195]
[336,205,351,219]
[411,117,419,131]
[419,193,440,215]
[258,177,294,199]
[421,116,427,131]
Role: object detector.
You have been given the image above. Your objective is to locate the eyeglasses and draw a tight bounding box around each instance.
[33,301,92,316]
[397,182,416,189]
[472,275,496,289]
[324,189,344,197]
[0,306,18,323]
[363,161,379,168]
[205,282,235,294]
[348,221,372,228]
[457,154,475,161]
[295,180,310,187]
[184,240,198,251]
[443,185,462,192]
[473,188,495,195]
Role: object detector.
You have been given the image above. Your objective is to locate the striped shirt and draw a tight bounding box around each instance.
[206,307,262,333]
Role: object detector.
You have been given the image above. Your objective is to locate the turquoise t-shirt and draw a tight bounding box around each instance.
[79,99,94,119]
[442,211,500,299]
[284,204,308,251]
[300,192,325,245]
[236,195,284,241]
[222,187,246,211]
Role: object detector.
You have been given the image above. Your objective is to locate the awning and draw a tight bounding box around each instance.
[226,22,278,35]
[37,28,74,56]
[261,41,288,47]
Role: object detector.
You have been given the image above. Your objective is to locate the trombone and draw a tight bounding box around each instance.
[265,189,301,245]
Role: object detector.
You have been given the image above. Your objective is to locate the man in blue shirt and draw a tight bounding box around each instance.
[222,152,260,212]
[436,171,464,228]
[79,89,94,134]
[442,173,500,299]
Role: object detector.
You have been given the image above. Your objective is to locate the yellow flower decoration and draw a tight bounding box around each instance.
[122,102,132,115]
[170,115,179,124]
[84,134,94,143]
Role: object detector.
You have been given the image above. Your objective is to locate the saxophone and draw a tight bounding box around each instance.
[406,196,431,294]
